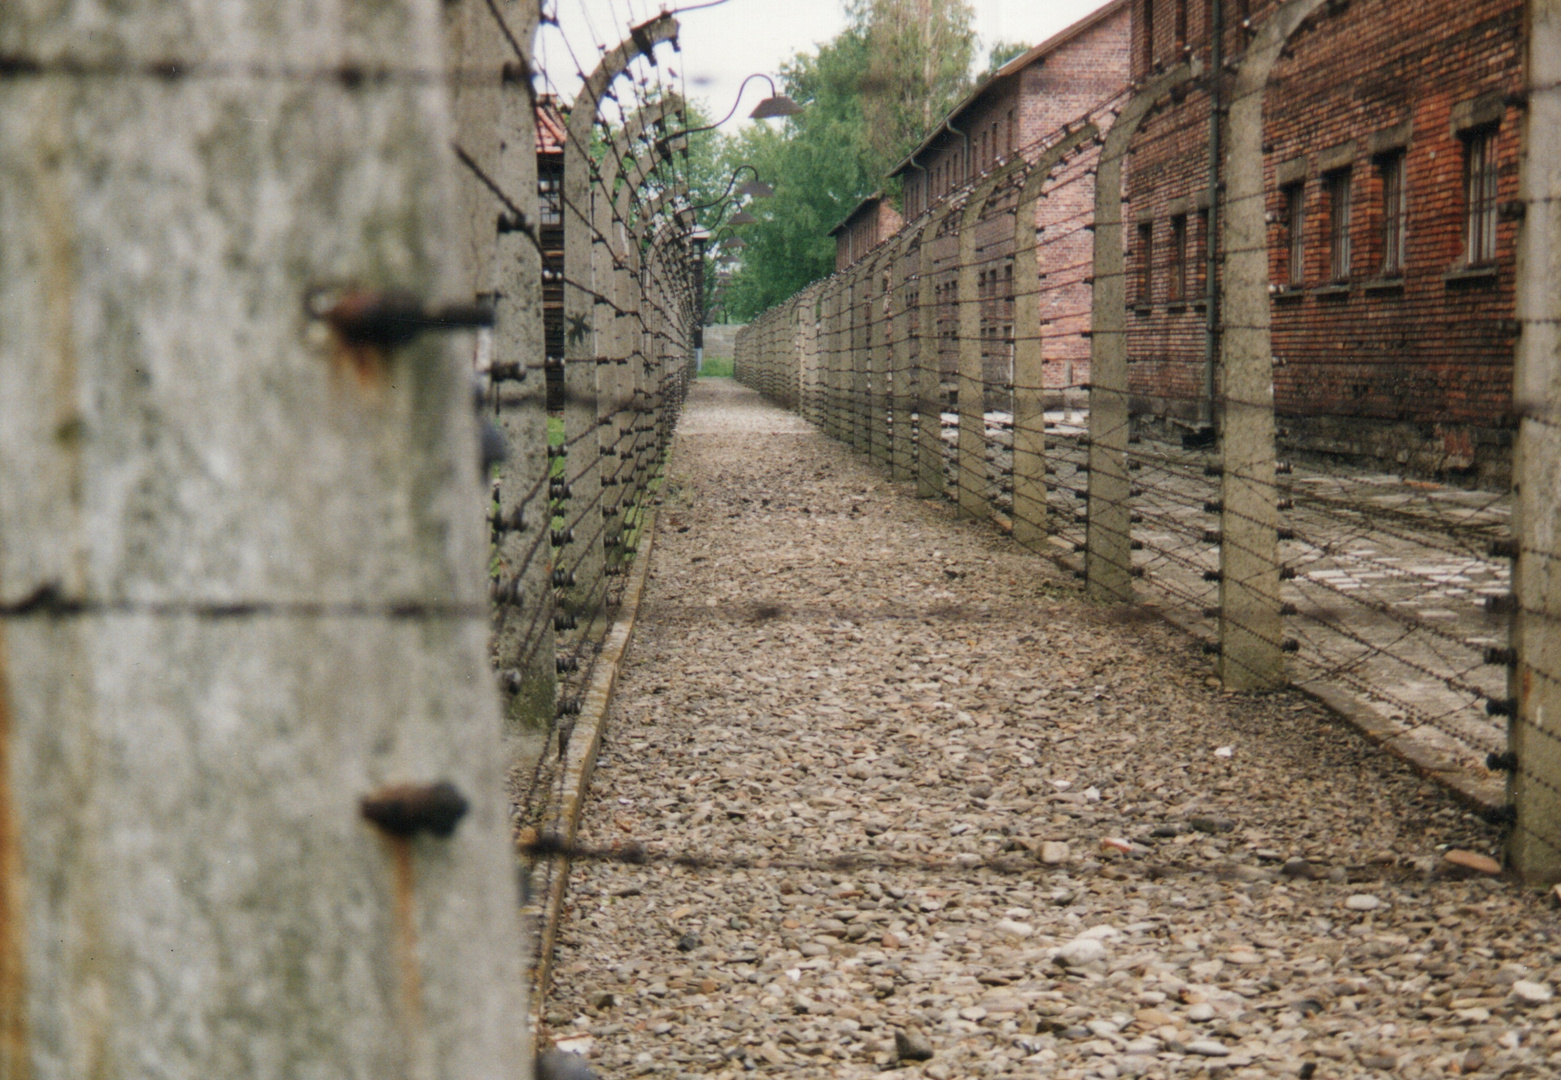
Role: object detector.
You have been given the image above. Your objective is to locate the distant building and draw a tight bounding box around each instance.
[828,193,904,272]
[888,0,1133,408]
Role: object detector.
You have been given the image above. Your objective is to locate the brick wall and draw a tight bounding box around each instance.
[1125,0,1522,484]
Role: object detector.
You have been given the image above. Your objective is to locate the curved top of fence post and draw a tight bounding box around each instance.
[598,94,687,187]
[1224,0,1329,339]
[565,14,680,154]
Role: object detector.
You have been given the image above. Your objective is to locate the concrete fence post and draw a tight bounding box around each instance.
[956,189,990,519]
[0,0,532,1072]
[1217,0,1323,689]
[1506,0,1561,881]
[1012,126,1098,551]
[486,1,557,736]
[802,286,823,424]
[850,268,870,453]
[827,280,846,442]
[918,211,952,498]
[870,255,893,466]
[1087,64,1193,602]
[560,15,677,631]
[890,231,921,481]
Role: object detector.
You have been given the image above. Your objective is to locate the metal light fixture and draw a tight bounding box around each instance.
[727,208,760,226]
[736,179,775,198]
[748,89,802,119]
[672,74,803,139]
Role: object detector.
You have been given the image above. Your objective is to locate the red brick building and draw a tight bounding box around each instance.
[1123,0,1523,483]
[828,193,904,271]
[889,0,1133,408]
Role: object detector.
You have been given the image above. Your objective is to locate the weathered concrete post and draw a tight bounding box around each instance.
[918,210,953,498]
[604,118,680,565]
[1012,127,1098,551]
[1217,0,1322,689]
[1507,0,1561,882]
[889,231,919,481]
[825,279,845,441]
[487,0,557,734]
[801,284,823,425]
[956,189,991,518]
[869,254,893,466]
[1087,64,1192,602]
[560,14,677,630]
[850,267,870,453]
[0,0,531,1074]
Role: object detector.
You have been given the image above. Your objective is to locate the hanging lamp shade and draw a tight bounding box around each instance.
[749,94,802,120]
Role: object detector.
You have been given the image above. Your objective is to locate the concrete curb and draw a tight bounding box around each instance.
[529,505,658,1024]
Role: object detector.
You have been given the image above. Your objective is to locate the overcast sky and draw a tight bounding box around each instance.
[539,0,1115,131]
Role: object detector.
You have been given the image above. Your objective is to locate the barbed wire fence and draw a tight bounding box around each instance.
[734,3,1561,883]
[479,0,713,999]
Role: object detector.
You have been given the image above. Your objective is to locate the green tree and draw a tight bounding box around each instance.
[855,0,977,165]
[713,0,977,321]
[984,39,1030,77]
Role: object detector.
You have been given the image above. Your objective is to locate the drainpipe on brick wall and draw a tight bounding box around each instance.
[946,116,973,186]
[1202,0,1224,433]
[908,158,929,218]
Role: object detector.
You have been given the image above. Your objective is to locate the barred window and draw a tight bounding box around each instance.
[1326,169,1352,282]
[1282,182,1306,287]
[1377,151,1406,276]
[1141,0,1156,71]
[1170,214,1189,302]
[1463,127,1498,266]
[539,174,562,226]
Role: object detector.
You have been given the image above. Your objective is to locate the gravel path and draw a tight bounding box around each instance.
[545,378,1559,1080]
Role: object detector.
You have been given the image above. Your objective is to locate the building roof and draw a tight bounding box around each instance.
[887,0,1130,179]
[537,96,567,155]
[827,192,888,238]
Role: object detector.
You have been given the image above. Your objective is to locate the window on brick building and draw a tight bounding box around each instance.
[1234,0,1249,22]
[1170,214,1189,302]
[1463,127,1498,266]
[1376,150,1406,276]
[539,174,562,226]
[1175,0,1188,49]
[1137,222,1155,305]
[1326,169,1352,281]
[1007,110,1016,153]
[1142,0,1156,71]
[991,122,999,166]
[1282,182,1305,287]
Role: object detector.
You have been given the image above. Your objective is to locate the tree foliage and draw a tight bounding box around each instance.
[709,0,977,321]
[984,39,1031,77]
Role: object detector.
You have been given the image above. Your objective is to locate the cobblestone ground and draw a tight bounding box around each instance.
[546,378,1559,1080]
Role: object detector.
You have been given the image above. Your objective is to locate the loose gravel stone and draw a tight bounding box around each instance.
[545,381,1561,1080]
[1053,938,1108,968]
[1514,980,1555,1004]
[894,1029,935,1061]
